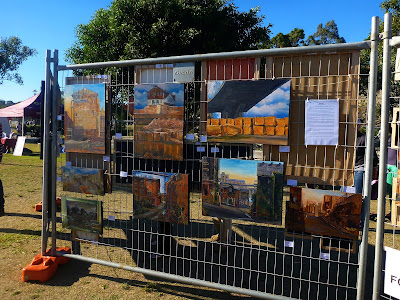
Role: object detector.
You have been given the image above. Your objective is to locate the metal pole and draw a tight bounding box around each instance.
[373,12,392,300]
[57,41,372,71]
[41,50,52,256]
[61,253,292,300]
[50,50,58,256]
[356,16,379,300]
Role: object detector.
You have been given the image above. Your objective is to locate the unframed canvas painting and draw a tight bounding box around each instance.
[285,187,362,240]
[62,166,105,195]
[202,157,284,224]
[132,170,189,224]
[64,83,106,154]
[134,83,184,160]
[61,197,103,234]
[207,80,291,145]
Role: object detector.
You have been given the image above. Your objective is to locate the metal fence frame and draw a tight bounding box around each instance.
[40,16,383,299]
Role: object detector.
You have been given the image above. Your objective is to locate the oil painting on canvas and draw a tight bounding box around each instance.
[61,197,103,234]
[207,80,291,145]
[134,83,184,160]
[62,166,104,196]
[202,157,284,224]
[286,187,362,240]
[132,171,189,224]
[64,83,106,154]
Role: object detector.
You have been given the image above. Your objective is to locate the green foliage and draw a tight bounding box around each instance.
[0,36,37,85]
[305,20,346,45]
[66,0,271,65]
[269,28,305,48]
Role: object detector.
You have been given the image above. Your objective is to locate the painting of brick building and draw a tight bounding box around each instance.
[134,83,184,160]
[207,80,290,145]
[286,187,362,240]
[202,157,284,224]
[61,166,104,195]
[64,83,106,154]
[132,171,189,224]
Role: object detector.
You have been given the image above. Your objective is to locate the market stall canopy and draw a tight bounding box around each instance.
[0,92,42,118]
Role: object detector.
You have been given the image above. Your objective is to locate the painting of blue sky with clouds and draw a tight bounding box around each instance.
[207,79,291,145]
[134,83,184,110]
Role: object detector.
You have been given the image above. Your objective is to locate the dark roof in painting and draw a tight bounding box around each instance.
[207,79,290,118]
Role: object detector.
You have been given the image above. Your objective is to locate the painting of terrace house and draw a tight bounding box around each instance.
[64,83,106,154]
[61,166,104,196]
[134,83,184,161]
[207,79,291,145]
[286,187,362,240]
[202,157,284,224]
[132,171,189,224]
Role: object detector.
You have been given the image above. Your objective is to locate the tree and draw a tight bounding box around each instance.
[0,36,37,85]
[66,0,271,64]
[305,20,346,45]
[269,28,305,48]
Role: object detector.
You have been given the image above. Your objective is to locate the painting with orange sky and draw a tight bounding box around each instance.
[286,187,362,240]
[202,157,284,223]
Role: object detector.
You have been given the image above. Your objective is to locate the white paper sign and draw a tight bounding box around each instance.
[305,99,339,146]
[103,156,110,162]
[200,135,207,142]
[279,146,290,153]
[287,179,298,186]
[13,136,26,156]
[186,134,195,141]
[120,171,128,178]
[108,215,116,221]
[320,252,330,260]
[284,240,294,248]
[384,247,400,298]
[65,161,72,167]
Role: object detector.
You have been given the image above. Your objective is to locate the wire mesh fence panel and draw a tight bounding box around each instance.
[53,48,368,300]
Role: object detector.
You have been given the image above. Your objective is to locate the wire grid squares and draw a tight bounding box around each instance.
[55,51,363,299]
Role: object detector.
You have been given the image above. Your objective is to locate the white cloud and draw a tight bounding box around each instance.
[207,81,224,100]
[244,102,289,118]
[172,89,185,106]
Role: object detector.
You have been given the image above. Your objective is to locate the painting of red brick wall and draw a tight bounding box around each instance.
[207,80,290,145]
[134,83,184,161]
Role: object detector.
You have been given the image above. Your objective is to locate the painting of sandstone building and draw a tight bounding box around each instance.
[207,80,291,145]
[202,157,284,224]
[134,83,184,161]
[286,187,362,240]
[61,166,105,196]
[64,83,106,154]
[132,171,189,224]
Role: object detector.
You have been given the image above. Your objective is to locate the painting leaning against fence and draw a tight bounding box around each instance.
[134,83,184,161]
[202,157,284,224]
[61,166,105,196]
[207,79,291,145]
[132,171,189,224]
[286,187,362,240]
[64,83,106,154]
[61,197,103,234]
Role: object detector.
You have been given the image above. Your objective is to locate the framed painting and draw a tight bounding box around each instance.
[132,170,189,224]
[134,83,184,160]
[61,197,103,234]
[61,166,105,195]
[285,187,362,240]
[64,83,106,154]
[207,79,291,145]
[202,157,284,224]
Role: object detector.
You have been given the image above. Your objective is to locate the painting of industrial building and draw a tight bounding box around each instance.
[134,83,184,161]
[61,166,104,195]
[64,83,106,154]
[61,197,103,234]
[286,187,362,240]
[202,157,284,223]
[206,80,291,145]
[132,170,189,224]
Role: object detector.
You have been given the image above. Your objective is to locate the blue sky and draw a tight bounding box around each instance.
[134,83,184,109]
[0,0,384,103]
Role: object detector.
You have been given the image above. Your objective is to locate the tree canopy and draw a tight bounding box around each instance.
[0,36,37,85]
[66,0,272,64]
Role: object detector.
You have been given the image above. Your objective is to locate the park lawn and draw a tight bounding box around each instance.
[0,143,249,300]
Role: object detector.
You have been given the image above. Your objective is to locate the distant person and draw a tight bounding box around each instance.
[0,121,4,216]
[17,122,22,135]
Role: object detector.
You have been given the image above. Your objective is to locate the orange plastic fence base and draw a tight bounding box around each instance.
[22,247,71,282]
[34,197,62,212]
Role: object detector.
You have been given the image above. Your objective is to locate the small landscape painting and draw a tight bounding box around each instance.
[286,187,362,240]
[202,157,284,224]
[132,170,189,224]
[61,166,104,195]
[207,80,291,145]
